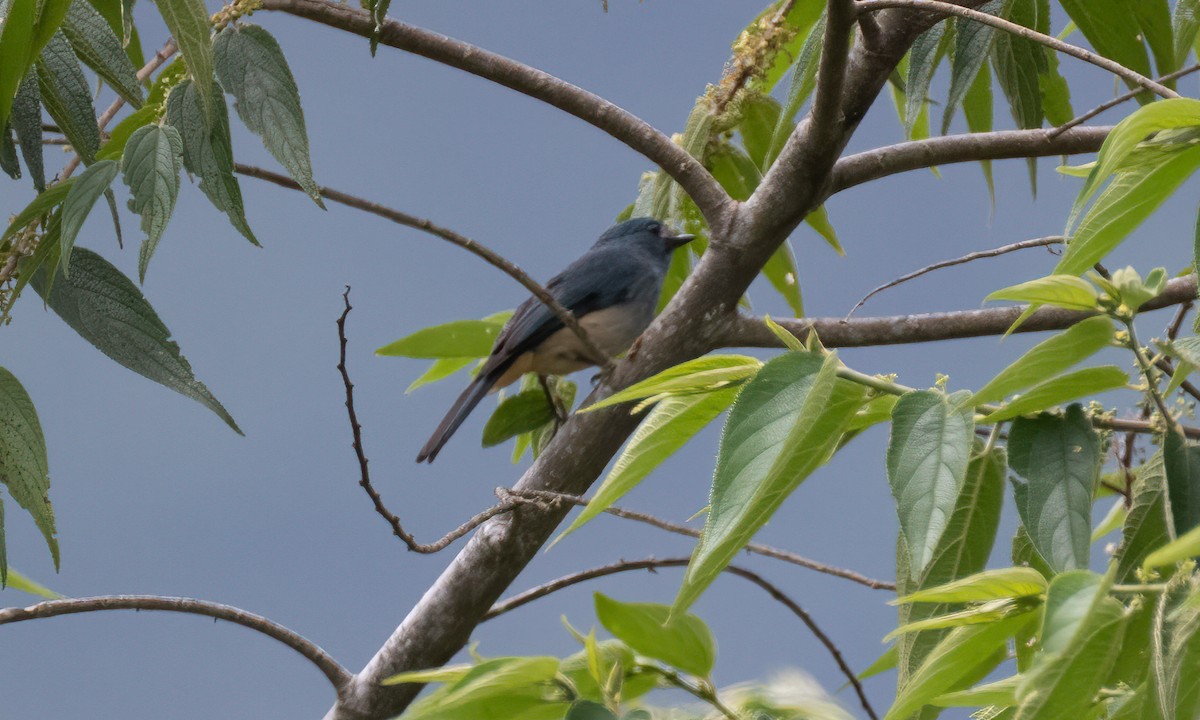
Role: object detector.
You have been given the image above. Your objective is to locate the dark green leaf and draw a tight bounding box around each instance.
[907,20,946,135]
[707,142,759,201]
[943,0,1001,134]
[121,124,183,281]
[1058,0,1153,99]
[1038,48,1073,127]
[165,78,257,245]
[963,61,995,198]
[1175,0,1200,67]
[31,248,241,433]
[155,0,212,113]
[1135,0,1175,79]
[1115,453,1172,582]
[0,0,35,132]
[31,0,73,56]
[888,389,975,573]
[566,701,617,720]
[11,70,44,191]
[213,23,322,207]
[481,389,554,448]
[992,0,1046,189]
[0,367,58,580]
[737,92,781,170]
[0,123,18,180]
[674,352,865,615]
[58,158,118,276]
[594,593,715,678]
[61,0,141,106]
[1008,406,1098,572]
[36,31,99,164]
[1163,431,1200,535]
[765,10,825,164]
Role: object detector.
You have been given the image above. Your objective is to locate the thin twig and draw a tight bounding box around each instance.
[515,488,895,590]
[0,594,350,692]
[251,164,615,374]
[846,236,1063,317]
[1050,63,1200,138]
[484,557,878,720]
[60,39,177,181]
[856,0,1179,100]
[640,664,742,720]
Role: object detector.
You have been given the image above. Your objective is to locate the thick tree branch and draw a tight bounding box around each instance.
[256,0,731,226]
[830,126,1111,193]
[0,595,350,692]
[483,557,878,720]
[857,0,1180,100]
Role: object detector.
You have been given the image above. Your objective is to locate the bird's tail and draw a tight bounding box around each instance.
[416,362,508,463]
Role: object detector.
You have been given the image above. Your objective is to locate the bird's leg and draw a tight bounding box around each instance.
[539,374,569,425]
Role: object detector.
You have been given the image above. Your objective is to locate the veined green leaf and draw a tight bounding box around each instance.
[0,367,58,581]
[481,389,555,448]
[595,593,715,678]
[0,0,36,132]
[61,0,141,106]
[886,598,1029,640]
[847,393,898,433]
[933,675,1019,708]
[1144,523,1200,569]
[11,71,44,192]
[1008,406,1099,572]
[0,124,17,180]
[559,640,654,704]
[583,355,762,413]
[1115,453,1171,581]
[1057,143,1200,277]
[980,366,1128,423]
[30,0,72,56]
[968,316,1113,406]
[58,158,119,276]
[1175,0,1200,67]
[765,10,824,164]
[214,24,323,208]
[984,274,1100,311]
[963,61,995,198]
[555,386,738,545]
[673,352,865,616]
[0,179,73,247]
[888,389,976,573]
[95,104,157,161]
[895,567,1047,605]
[859,646,898,680]
[1038,47,1073,126]
[37,31,100,164]
[737,92,781,170]
[121,124,184,281]
[155,0,212,114]
[31,248,241,433]
[745,0,824,97]
[944,0,1001,134]
[1135,0,1175,79]
[1163,431,1200,535]
[992,0,1046,189]
[1057,0,1152,98]
[397,656,567,720]
[761,240,803,316]
[906,20,947,136]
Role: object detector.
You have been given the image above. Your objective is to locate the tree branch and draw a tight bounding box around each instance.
[857,0,1180,100]
[483,557,878,720]
[830,126,1111,193]
[0,595,350,692]
[256,0,731,226]
[1050,63,1200,138]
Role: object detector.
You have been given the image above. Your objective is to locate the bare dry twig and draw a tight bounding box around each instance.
[484,557,878,720]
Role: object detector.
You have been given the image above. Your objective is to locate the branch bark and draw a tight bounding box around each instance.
[0,595,350,692]
[256,0,732,226]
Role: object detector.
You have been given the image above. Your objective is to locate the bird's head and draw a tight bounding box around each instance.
[594,217,695,258]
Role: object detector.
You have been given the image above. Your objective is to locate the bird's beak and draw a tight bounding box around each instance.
[665,233,695,250]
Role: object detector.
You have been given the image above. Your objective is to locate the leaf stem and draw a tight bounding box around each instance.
[1122,318,1180,436]
[638,665,741,720]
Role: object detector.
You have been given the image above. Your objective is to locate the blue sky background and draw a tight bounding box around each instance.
[1,2,1196,718]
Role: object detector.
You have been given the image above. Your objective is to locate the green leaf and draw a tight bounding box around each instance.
[859,645,898,680]
[1174,0,1200,67]
[155,0,212,115]
[0,367,58,580]
[1136,0,1175,79]
[1008,405,1099,572]
[559,640,655,704]
[1037,47,1073,127]
[164,79,257,245]
[984,274,1100,311]
[992,0,1045,134]
[582,355,762,413]
[1057,142,1200,277]
[847,393,898,433]
[481,389,555,448]
[554,386,739,546]
[95,103,157,161]
[673,352,865,615]
[737,92,781,170]
[707,141,759,201]
[37,31,100,164]
[30,0,72,56]
[61,0,141,107]
[763,314,806,352]
[0,0,35,132]
[1143,523,1200,569]
[887,389,976,573]
[765,10,824,164]
[963,60,995,198]
[887,598,1031,640]
[906,21,947,136]
[565,701,617,720]
[31,248,241,433]
[804,204,843,255]
[0,179,73,247]
[761,240,803,316]
[1115,453,1172,581]
[121,124,183,281]
[594,593,715,678]
[934,675,1019,708]
[11,70,44,192]
[745,0,823,96]
[381,664,472,685]
[406,357,477,393]
[895,567,1047,605]
[1163,431,1200,536]
[5,566,61,598]
[397,656,567,720]
[1058,0,1153,98]
[213,24,322,208]
[980,366,1129,423]
[376,317,510,359]
[58,158,119,276]
[969,316,1113,406]
[944,0,1001,134]
[0,124,18,180]
[885,613,1035,720]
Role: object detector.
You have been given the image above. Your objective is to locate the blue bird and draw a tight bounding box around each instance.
[416,217,695,462]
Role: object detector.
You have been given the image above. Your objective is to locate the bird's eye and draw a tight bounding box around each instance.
[648,222,661,234]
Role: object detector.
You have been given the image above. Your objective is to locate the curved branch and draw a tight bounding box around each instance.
[857,0,1179,100]
[248,165,615,371]
[830,126,1111,193]
[1050,63,1200,138]
[0,595,350,691]
[256,0,731,225]
[483,557,878,720]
